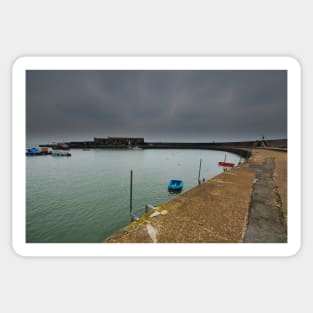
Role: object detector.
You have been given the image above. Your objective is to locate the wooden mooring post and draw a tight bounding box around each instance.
[130,169,133,216]
[198,158,202,184]
[129,169,139,221]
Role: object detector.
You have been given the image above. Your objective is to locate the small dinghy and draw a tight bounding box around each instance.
[168,179,183,191]
[26,147,52,156]
[52,150,71,157]
[26,147,41,156]
[218,161,234,167]
[218,153,234,167]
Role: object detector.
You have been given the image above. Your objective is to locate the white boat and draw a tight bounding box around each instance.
[51,150,71,157]
[131,146,142,150]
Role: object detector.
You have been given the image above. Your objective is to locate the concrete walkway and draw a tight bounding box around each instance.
[244,157,287,242]
[105,149,287,243]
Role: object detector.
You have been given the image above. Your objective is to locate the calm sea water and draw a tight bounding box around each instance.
[26,148,240,243]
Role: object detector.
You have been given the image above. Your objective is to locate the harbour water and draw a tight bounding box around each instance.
[26,148,240,243]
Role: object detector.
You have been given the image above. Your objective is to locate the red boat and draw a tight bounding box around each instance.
[218,161,235,167]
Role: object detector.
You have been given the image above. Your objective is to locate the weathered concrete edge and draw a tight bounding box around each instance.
[244,156,287,243]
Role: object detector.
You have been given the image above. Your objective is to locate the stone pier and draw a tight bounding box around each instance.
[105,149,287,243]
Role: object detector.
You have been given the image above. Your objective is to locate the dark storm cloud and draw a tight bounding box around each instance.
[26,70,287,141]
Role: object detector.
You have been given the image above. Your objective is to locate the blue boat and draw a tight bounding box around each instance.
[26,147,41,156]
[168,179,183,191]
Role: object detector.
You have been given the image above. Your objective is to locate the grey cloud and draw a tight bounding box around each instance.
[26,70,287,142]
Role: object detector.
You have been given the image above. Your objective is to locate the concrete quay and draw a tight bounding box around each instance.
[105,148,287,243]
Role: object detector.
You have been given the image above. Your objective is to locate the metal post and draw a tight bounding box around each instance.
[198,158,202,184]
[130,169,133,215]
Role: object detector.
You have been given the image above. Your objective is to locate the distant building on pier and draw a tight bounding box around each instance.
[94,137,144,146]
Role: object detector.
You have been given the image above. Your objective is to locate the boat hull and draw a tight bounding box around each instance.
[52,150,71,157]
[218,161,235,167]
[168,179,183,191]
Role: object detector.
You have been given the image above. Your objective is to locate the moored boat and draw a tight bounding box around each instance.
[218,153,234,167]
[26,147,41,156]
[218,161,234,167]
[26,147,52,156]
[51,150,71,157]
[168,179,183,191]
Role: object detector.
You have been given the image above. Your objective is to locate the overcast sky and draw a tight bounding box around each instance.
[26,70,287,143]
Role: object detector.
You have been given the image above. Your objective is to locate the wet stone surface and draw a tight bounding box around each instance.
[244,157,287,243]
